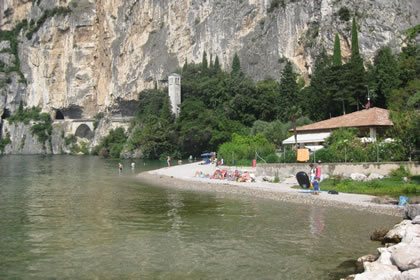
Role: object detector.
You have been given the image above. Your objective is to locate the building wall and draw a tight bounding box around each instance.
[256,162,420,177]
[168,74,181,117]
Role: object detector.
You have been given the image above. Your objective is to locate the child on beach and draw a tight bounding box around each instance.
[309,163,316,187]
[313,177,320,195]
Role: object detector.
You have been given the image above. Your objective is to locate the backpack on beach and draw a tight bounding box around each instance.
[328,190,339,195]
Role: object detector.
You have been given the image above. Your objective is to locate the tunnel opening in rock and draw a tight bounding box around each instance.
[74,124,93,139]
[1,109,10,119]
[55,110,65,120]
[62,106,83,119]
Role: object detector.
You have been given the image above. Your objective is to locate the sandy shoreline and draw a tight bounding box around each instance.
[137,162,404,217]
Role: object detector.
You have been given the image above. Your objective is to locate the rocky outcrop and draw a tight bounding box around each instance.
[1,120,48,154]
[405,205,420,220]
[0,0,418,118]
[344,211,420,279]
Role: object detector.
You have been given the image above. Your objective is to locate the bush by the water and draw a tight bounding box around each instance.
[93,128,127,158]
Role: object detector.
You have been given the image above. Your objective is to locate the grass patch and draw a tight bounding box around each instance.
[319,176,420,197]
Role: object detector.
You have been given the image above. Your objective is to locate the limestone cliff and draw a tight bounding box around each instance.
[0,0,419,154]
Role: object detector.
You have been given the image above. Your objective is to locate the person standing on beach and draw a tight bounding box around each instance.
[309,163,316,187]
[167,156,171,167]
[119,162,123,173]
[316,161,321,180]
[313,177,320,195]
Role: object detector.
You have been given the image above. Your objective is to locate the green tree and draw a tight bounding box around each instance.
[202,51,208,73]
[351,18,360,59]
[231,53,241,76]
[254,78,281,121]
[388,79,420,160]
[94,128,127,158]
[301,49,334,120]
[347,17,367,111]
[333,34,342,66]
[214,55,221,73]
[397,44,419,88]
[132,115,172,159]
[182,59,188,73]
[279,61,301,147]
[371,47,400,108]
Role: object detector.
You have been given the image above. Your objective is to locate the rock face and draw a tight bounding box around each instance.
[347,216,420,279]
[1,0,419,118]
[0,0,419,154]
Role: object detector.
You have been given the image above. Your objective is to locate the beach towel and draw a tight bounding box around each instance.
[297,149,309,162]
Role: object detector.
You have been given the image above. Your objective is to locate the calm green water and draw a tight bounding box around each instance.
[0,155,400,279]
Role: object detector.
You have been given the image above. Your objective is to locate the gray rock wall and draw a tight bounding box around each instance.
[0,0,418,118]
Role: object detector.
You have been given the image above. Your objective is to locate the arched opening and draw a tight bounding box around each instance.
[55,110,65,120]
[75,124,93,139]
[1,109,10,119]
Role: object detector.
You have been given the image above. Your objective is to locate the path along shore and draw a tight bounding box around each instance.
[137,162,403,217]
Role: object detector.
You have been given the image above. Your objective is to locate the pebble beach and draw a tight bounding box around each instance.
[137,161,404,217]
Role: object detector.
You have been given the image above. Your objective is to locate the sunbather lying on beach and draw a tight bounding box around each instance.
[238,171,251,182]
[194,171,209,178]
[228,170,240,181]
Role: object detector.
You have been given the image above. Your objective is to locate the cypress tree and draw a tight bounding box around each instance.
[333,34,342,66]
[214,55,221,72]
[347,17,366,111]
[182,58,188,72]
[231,53,241,75]
[209,54,213,69]
[351,18,360,59]
[202,51,208,73]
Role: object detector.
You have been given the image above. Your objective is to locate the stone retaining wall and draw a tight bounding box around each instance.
[256,162,420,178]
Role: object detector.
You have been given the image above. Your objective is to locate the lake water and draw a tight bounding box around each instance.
[0,155,400,279]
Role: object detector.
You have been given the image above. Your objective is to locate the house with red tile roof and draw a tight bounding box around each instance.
[282,107,393,147]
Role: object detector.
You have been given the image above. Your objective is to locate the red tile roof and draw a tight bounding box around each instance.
[296,107,393,132]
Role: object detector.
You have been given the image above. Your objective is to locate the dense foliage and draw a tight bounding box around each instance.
[218,134,276,166]
[93,128,127,158]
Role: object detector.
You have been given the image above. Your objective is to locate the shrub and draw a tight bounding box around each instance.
[64,134,77,146]
[338,7,351,21]
[0,134,11,152]
[389,165,411,178]
[311,148,336,163]
[30,113,52,148]
[268,0,285,12]
[93,112,104,129]
[266,153,280,163]
[218,133,275,165]
[94,127,127,158]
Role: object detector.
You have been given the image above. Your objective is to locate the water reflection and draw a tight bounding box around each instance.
[310,207,325,236]
[0,155,401,279]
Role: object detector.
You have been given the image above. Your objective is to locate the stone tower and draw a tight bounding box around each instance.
[168,73,181,117]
